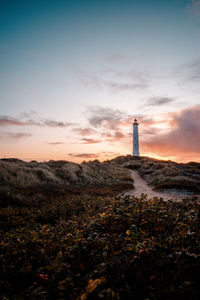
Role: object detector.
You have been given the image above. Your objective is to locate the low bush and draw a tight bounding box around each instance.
[1,190,200,299]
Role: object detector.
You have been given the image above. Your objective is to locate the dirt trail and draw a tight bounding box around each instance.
[127,170,200,201]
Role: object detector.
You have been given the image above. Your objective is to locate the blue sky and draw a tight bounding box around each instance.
[0,0,200,162]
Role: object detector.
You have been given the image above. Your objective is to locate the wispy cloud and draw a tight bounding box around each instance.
[47,142,66,145]
[43,120,74,128]
[179,58,200,83]
[100,131,127,143]
[146,97,175,107]
[103,80,148,92]
[72,127,97,136]
[0,132,32,139]
[68,153,99,158]
[80,138,101,144]
[0,115,75,128]
[0,116,29,126]
[87,106,125,129]
[86,105,154,129]
[68,151,120,160]
[101,151,121,157]
[79,69,149,93]
[71,126,101,144]
[187,0,200,16]
[20,111,38,119]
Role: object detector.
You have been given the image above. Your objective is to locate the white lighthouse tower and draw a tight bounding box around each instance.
[133,119,139,156]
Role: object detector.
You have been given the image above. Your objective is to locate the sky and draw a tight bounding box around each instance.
[0,0,200,163]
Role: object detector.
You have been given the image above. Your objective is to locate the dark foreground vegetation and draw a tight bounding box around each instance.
[1,183,200,299]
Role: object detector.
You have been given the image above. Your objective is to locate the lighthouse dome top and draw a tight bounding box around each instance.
[134,118,138,124]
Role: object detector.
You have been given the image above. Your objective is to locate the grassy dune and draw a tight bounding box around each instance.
[0,158,133,188]
[112,155,200,194]
[1,156,200,194]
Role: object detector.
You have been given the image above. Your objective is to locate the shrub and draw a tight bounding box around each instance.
[1,194,200,299]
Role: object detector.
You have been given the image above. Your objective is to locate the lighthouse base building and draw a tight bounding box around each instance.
[133,119,139,156]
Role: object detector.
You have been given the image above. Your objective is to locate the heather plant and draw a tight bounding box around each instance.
[1,191,200,299]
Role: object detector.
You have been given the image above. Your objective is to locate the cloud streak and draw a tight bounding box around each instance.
[0,116,28,126]
[79,69,149,93]
[68,153,99,158]
[72,127,97,136]
[43,120,74,128]
[103,80,148,92]
[0,115,75,128]
[68,151,121,160]
[0,132,32,139]
[146,97,175,107]
[47,142,66,145]
[80,138,101,144]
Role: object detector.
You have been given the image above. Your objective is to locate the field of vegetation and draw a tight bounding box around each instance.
[0,156,200,299]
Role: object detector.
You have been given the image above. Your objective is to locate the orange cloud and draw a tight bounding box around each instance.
[1,105,199,163]
[72,127,97,136]
[81,105,200,162]
[140,105,200,161]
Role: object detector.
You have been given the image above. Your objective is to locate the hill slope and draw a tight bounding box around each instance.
[1,155,200,195]
[111,155,200,194]
[0,158,133,187]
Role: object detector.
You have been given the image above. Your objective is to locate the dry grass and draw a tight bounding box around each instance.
[0,158,133,188]
[1,155,200,195]
[0,159,61,186]
[111,155,200,194]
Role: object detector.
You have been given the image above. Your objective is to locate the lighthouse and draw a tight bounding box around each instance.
[133,119,139,156]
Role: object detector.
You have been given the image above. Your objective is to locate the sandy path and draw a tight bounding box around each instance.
[126,170,200,201]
